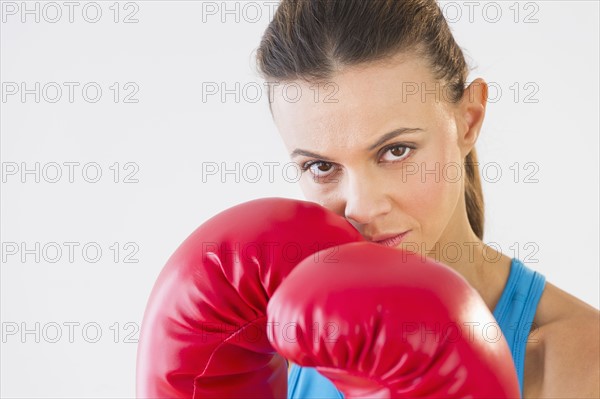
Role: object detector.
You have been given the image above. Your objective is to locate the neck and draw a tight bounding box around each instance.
[427,191,489,286]
[424,191,511,312]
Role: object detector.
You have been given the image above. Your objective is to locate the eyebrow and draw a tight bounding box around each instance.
[290,127,424,159]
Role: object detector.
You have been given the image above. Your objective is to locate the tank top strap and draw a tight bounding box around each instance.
[492,257,546,397]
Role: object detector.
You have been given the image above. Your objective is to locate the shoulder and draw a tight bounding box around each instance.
[530,281,600,398]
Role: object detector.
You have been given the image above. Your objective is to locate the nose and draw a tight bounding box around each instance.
[343,172,392,226]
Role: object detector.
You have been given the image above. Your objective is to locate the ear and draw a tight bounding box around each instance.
[456,78,488,158]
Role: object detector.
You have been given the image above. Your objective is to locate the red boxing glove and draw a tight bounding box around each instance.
[267,242,521,398]
[136,198,364,398]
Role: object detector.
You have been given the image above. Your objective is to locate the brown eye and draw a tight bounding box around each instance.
[310,162,334,177]
[316,163,332,172]
[301,161,335,179]
[391,147,407,157]
[381,145,412,163]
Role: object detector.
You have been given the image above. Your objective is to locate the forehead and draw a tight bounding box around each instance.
[270,53,444,150]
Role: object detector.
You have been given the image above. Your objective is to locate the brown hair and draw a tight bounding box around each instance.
[256,0,485,239]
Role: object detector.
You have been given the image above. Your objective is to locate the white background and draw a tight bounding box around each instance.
[1,0,598,397]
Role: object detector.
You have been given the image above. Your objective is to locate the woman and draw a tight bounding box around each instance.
[255,0,600,397]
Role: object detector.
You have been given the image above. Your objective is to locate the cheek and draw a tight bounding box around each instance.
[299,174,323,198]
[299,176,348,216]
[400,148,463,238]
[298,177,328,205]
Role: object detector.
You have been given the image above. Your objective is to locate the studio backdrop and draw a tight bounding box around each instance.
[1,1,598,397]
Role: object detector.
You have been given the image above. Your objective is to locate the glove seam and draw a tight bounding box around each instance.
[201,315,270,375]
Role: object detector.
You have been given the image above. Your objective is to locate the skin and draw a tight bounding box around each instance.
[270,52,600,397]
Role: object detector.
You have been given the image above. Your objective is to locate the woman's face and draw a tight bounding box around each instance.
[271,53,485,256]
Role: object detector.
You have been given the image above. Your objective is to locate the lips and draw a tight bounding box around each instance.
[371,231,410,247]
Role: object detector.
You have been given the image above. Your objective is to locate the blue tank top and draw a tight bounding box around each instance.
[287,257,546,398]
